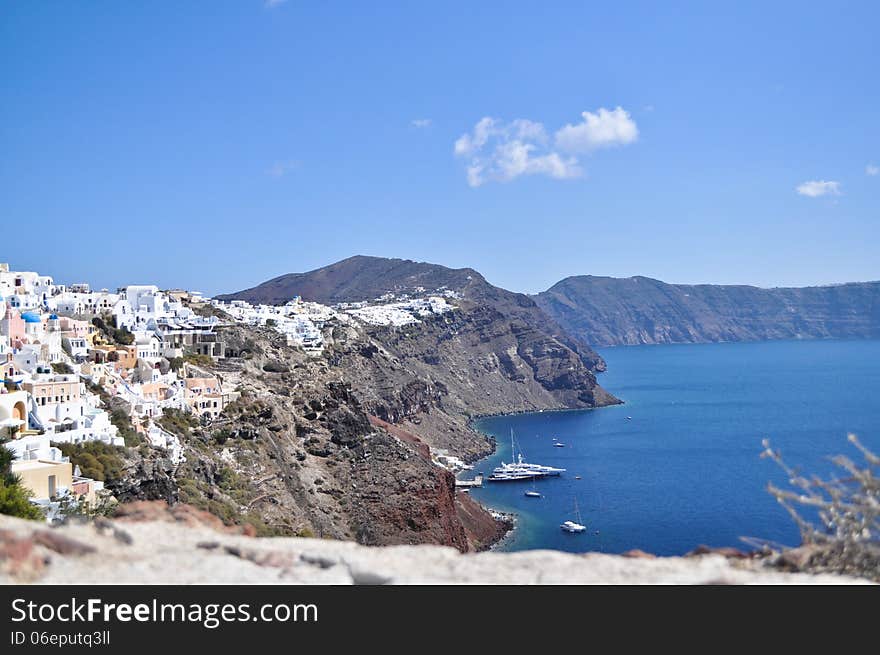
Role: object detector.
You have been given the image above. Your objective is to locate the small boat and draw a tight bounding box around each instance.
[524,478,541,498]
[626,416,632,420]
[574,475,582,480]
[561,498,587,533]
[553,442,566,448]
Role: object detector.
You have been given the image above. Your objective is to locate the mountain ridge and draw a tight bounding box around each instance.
[534,275,880,346]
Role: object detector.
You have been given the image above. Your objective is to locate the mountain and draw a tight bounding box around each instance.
[535,275,880,347]
[217,255,480,306]
[219,255,607,372]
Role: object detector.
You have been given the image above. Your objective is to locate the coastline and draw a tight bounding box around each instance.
[460,401,623,551]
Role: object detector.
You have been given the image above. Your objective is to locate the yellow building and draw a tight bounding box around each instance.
[12,459,73,500]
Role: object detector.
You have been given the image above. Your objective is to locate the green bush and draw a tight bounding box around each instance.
[157,408,199,435]
[109,408,141,447]
[91,315,134,346]
[183,352,214,368]
[56,442,126,484]
[0,481,44,520]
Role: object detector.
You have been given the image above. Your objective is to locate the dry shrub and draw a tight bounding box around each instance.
[762,434,880,581]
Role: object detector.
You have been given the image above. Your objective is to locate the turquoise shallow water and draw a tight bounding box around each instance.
[469,340,880,556]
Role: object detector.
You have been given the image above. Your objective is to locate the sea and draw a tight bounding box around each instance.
[468,339,880,556]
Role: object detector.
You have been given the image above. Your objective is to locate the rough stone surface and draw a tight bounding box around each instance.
[0,510,868,585]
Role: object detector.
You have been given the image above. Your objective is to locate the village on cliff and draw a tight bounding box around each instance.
[0,262,454,520]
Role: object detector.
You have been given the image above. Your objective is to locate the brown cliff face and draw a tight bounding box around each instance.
[344,430,469,551]
[327,302,619,462]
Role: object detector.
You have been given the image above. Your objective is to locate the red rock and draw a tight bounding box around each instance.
[33,530,96,556]
[687,545,750,559]
[0,528,47,581]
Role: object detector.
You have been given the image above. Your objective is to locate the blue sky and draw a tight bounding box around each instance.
[1,1,877,296]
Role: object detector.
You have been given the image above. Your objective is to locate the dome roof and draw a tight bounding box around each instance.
[21,312,42,323]
[49,314,59,320]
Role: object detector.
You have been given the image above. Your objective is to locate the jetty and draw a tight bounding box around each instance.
[455,473,484,488]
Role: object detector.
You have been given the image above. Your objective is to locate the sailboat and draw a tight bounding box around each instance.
[524,477,541,498]
[560,497,587,533]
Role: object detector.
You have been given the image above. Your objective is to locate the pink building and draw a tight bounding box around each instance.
[59,316,93,339]
[0,303,25,343]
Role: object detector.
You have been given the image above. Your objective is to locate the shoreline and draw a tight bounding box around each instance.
[461,399,626,463]
[460,401,623,551]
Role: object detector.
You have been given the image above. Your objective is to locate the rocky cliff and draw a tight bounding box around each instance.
[125,324,501,552]
[535,276,880,346]
[118,256,621,552]
[115,285,618,553]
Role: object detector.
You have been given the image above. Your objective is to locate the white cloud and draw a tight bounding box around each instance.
[411,119,432,128]
[796,180,841,197]
[454,117,496,158]
[867,164,879,176]
[554,106,639,153]
[267,160,300,178]
[454,108,636,187]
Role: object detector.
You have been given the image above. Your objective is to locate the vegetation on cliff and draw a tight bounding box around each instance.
[56,442,125,483]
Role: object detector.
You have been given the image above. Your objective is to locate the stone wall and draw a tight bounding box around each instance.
[0,503,866,585]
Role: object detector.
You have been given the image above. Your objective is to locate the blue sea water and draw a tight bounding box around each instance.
[469,340,880,556]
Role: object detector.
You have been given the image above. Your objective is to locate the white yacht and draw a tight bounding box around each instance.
[487,431,566,481]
